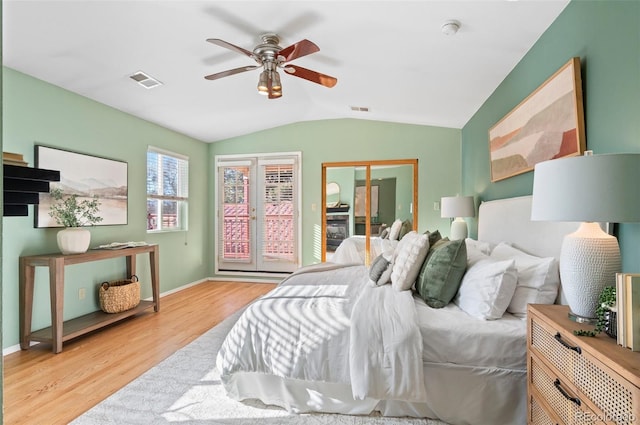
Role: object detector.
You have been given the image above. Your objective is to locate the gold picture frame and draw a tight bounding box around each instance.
[489,57,586,182]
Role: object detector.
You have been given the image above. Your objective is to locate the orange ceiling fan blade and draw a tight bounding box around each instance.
[284,65,337,88]
[278,39,320,62]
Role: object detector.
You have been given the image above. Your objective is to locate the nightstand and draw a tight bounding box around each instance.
[527,304,640,424]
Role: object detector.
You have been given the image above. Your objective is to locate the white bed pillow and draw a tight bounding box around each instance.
[390,231,430,291]
[454,258,517,320]
[465,238,493,255]
[490,243,559,318]
[465,238,491,267]
[388,219,403,241]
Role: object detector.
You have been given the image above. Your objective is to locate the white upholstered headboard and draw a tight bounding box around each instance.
[478,196,583,306]
[477,195,580,261]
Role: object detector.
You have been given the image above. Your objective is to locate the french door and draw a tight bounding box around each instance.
[216,154,300,273]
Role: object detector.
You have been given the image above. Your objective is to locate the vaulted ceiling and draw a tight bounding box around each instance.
[3,1,569,142]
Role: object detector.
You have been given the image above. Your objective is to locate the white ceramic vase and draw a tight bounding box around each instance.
[57,227,91,255]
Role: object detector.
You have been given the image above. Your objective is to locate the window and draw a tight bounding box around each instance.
[146,147,189,231]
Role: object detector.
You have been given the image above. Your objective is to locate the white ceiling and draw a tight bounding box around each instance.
[2,1,569,143]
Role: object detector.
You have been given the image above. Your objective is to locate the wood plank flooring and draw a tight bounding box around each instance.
[3,280,275,425]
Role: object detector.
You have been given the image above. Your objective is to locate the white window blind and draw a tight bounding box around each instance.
[146,147,189,231]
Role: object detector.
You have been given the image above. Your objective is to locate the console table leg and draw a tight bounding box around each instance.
[49,258,65,354]
[126,254,137,279]
[150,246,160,312]
[19,258,35,350]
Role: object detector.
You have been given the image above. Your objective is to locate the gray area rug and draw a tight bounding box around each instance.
[72,310,448,425]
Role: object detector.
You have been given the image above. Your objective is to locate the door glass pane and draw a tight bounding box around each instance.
[222,166,251,261]
[261,164,294,263]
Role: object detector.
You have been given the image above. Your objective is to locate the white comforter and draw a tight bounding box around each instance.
[217,263,426,403]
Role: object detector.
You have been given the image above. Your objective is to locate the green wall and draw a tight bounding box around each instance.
[461,0,640,271]
[1,68,210,349]
[209,119,461,268]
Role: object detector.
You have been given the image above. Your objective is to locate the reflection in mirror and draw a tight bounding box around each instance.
[367,164,414,261]
[322,160,417,265]
[326,182,340,207]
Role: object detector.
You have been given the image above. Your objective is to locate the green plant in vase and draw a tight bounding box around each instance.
[574,286,616,337]
[48,187,103,254]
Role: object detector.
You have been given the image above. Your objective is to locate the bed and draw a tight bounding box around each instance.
[216,196,580,425]
[330,235,398,264]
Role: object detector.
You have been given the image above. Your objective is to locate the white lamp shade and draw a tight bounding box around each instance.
[532,153,640,223]
[441,196,475,218]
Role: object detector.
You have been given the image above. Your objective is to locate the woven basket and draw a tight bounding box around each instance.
[99,275,140,313]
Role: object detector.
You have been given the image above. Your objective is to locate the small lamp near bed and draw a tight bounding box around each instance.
[531,152,640,323]
[441,195,475,240]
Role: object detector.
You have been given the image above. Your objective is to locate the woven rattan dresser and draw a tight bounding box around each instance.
[527,304,640,425]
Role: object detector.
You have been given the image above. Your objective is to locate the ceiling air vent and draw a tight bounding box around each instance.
[350,106,369,112]
[129,71,163,89]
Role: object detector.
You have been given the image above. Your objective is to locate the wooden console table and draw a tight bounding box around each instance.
[19,244,160,353]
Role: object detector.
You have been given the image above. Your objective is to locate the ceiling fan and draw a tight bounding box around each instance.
[204,33,337,99]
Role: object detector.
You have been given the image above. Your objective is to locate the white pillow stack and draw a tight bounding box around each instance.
[390,231,430,291]
[490,243,559,318]
[455,239,560,320]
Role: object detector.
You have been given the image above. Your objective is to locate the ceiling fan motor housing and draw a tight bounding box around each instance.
[253,33,283,64]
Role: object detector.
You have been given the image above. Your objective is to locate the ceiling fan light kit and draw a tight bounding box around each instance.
[205,33,337,99]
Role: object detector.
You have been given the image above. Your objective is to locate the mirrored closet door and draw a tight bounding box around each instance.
[321,159,418,264]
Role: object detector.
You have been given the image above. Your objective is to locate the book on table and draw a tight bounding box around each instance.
[624,273,640,351]
[617,273,627,347]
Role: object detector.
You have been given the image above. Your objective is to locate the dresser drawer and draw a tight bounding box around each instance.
[530,394,558,425]
[530,355,603,424]
[530,317,638,423]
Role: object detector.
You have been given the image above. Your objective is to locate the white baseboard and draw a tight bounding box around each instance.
[3,278,212,357]
[207,276,282,284]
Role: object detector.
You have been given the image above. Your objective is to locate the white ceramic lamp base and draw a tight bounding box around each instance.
[449,217,468,241]
[560,222,620,322]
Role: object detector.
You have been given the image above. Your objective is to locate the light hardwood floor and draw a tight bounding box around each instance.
[3,280,276,425]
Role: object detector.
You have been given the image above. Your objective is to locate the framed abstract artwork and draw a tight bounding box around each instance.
[35,145,128,227]
[489,57,586,182]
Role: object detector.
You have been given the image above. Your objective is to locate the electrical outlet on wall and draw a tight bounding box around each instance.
[78,288,86,300]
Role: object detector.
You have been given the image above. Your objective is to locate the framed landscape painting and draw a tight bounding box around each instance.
[35,145,128,227]
[489,57,586,182]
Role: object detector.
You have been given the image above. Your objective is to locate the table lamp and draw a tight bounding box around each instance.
[441,196,475,240]
[531,152,640,322]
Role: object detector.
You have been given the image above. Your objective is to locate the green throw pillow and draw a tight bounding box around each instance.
[416,238,467,308]
[424,229,442,247]
[398,220,413,240]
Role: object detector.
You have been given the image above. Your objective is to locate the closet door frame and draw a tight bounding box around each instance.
[321,159,418,264]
